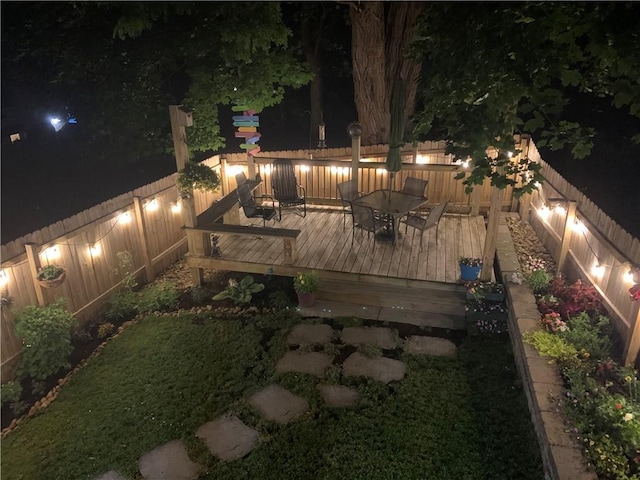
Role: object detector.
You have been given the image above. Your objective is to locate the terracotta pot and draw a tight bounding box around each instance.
[296,290,316,307]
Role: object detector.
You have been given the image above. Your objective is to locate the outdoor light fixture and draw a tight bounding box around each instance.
[171,202,181,214]
[554,205,567,215]
[538,205,551,220]
[462,159,470,169]
[226,165,245,177]
[330,166,338,174]
[347,121,362,138]
[43,245,61,261]
[300,165,310,172]
[317,121,326,148]
[0,270,8,288]
[376,168,387,174]
[119,211,132,224]
[591,263,605,279]
[146,199,159,211]
[89,244,101,257]
[623,269,635,284]
[416,155,429,164]
[571,219,587,234]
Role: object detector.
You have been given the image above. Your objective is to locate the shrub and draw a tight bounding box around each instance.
[213,276,265,305]
[582,433,635,479]
[97,322,115,339]
[114,251,138,291]
[105,289,138,321]
[188,285,211,305]
[523,330,578,365]
[14,298,76,392]
[559,312,611,360]
[525,269,552,294]
[269,289,294,310]
[137,281,180,314]
[1,380,25,416]
[176,161,221,196]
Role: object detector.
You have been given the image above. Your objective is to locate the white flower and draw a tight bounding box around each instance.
[623,413,634,422]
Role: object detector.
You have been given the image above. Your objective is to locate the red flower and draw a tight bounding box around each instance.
[615,403,623,410]
[629,283,640,301]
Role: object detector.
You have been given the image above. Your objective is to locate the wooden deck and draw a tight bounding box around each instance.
[186,206,487,287]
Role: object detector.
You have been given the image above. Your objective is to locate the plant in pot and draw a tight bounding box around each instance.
[459,257,483,282]
[293,271,319,307]
[36,264,66,288]
[176,161,221,198]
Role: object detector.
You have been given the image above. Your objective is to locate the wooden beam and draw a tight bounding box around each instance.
[168,105,189,171]
[24,242,45,307]
[351,134,361,191]
[556,201,577,275]
[133,196,155,283]
[480,169,506,282]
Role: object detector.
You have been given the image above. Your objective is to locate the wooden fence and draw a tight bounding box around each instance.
[522,140,640,365]
[2,136,639,380]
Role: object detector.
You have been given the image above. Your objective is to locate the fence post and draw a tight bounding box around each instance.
[556,201,577,275]
[624,304,640,367]
[133,197,155,283]
[24,243,46,307]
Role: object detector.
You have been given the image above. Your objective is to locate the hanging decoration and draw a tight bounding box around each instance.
[232,105,261,155]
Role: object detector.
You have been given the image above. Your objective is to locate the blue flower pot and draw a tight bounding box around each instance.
[460,264,482,281]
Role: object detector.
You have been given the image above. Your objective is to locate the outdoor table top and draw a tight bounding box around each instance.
[353,189,428,216]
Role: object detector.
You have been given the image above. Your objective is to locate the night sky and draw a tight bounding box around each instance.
[1,3,638,244]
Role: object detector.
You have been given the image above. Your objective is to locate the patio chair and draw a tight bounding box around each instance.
[400,200,449,251]
[350,202,385,254]
[401,177,429,197]
[236,182,277,227]
[235,171,248,187]
[337,179,362,228]
[271,158,306,220]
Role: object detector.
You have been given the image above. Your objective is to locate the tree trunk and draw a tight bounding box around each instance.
[350,1,423,146]
[302,9,326,146]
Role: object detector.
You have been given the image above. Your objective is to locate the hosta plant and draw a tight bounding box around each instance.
[213,275,265,305]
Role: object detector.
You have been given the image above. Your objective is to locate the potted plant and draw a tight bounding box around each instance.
[293,270,319,307]
[176,161,221,198]
[464,280,505,303]
[36,264,66,288]
[459,257,483,281]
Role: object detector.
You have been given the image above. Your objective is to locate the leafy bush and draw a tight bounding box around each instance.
[551,277,603,319]
[213,276,265,305]
[97,322,115,339]
[269,289,294,310]
[582,433,636,480]
[293,271,320,293]
[188,285,211,305]
[1,380,25,416]
[114,251,138,291]
[176,161,220,196]
[559,312,612,360]
[137,281,180,314]
[14,298,76,391]
[525,269,552,294]
[105,289,138,321]
[523,330,578,365]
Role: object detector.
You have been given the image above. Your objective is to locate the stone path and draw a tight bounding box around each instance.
[93,322,458,480]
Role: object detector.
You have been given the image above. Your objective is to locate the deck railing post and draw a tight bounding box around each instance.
[133,196,155,283]
[24,242,46,307]
[556,200,577,275]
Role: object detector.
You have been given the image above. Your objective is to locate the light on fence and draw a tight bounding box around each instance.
[145,199,159,211]
[623,270,635,284]
[43,245,61,261]
[533,181,542,190]
[591,263,605,279]
[571,219,587,234]
[262,164,272,174]
[300,165,310,172]
[89,244,101,257]
[538,205,551,221]
[330,166,338,174]
[416,155,429,164]
[376,168,387,174]
[461,159,470,169]
[226,165,245,177]
[341,167,350,174]
[119,211,132,224]
[171,202,181,214]
[360,157,373,163]
[554,205,567,216]
[0,269,8,288]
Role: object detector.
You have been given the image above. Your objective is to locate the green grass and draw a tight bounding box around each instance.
[1,315,542,480]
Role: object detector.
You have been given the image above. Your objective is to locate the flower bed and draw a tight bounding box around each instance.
[505,216,640,480]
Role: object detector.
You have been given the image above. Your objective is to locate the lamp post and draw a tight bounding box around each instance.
[348,121,362,190]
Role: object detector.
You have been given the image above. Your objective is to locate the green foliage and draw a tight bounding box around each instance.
[1,381,26,417]
[582,433,635,480]
[14,298,76,390]
[525,269,552,294]
[137,282,180,314]
[293,271,320,293]
[523,330,578,364]
[213,276,265,305]
[559,312,612,360]
[268,289,294,310]
[104,289,138,322]
[114,251,137,291]
[37,265,65,281]
[176,161,220,197]
[188,285,211,305]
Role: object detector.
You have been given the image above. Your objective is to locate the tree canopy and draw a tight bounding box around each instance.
[411,2,640,196]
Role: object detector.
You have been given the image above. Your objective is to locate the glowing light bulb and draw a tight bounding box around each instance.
[227,165,244,176]
[572,219,587,234]
[0,270,8,288]
[623,270,634,284]
[416,155,429,164]
[376,168,387,174]
[330,166,338,174]
[171,202,181,214]
[538,205,551,220]
[300,165,310,172]
[591,263,605,279]
[89,244,101,256]
[146,199,159,211]
[43,245,61,261]
[119,212,132,224]
[554,205,566,215]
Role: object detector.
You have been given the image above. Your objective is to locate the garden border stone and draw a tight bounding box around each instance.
[497,213,597,480]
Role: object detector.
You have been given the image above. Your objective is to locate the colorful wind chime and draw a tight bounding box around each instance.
[232,105,261,155]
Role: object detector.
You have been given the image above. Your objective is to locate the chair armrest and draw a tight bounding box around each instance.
[297,184,306,197]
[254,194,275,208]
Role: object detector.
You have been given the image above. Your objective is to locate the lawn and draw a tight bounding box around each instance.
[1,311,543,480]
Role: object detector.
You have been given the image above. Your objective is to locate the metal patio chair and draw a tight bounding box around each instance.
[237,182,277,227]
[400,200,449,251]
[350,202,385,254]
[337,179,362,228]
[401,177,429,197]
[271,158,306,221]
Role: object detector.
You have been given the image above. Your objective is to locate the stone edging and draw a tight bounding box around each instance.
[496,214,597,480]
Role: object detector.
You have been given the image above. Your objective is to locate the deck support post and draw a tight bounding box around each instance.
[25,242,46,307]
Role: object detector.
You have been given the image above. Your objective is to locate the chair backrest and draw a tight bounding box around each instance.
[235,171,248,187]
[337,179,360,204]
[402,177,428,197]
[237,183,257,217]
[424,201,449,229]
[271,159,299,200]
[351,203,375,232]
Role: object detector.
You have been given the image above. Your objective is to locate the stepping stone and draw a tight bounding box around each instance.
[275,351,334,377]
[138,439,201,480]
[287,323,333,345]
[404,336,457,358]
[248,384,309,424]
[196,414,259,461]
[343,352,406,384]
[94,472,126,480]
[318,384,360,407]
[341,326,397,349]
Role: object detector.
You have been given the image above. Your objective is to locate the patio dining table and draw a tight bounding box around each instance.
[352,189,428,245]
